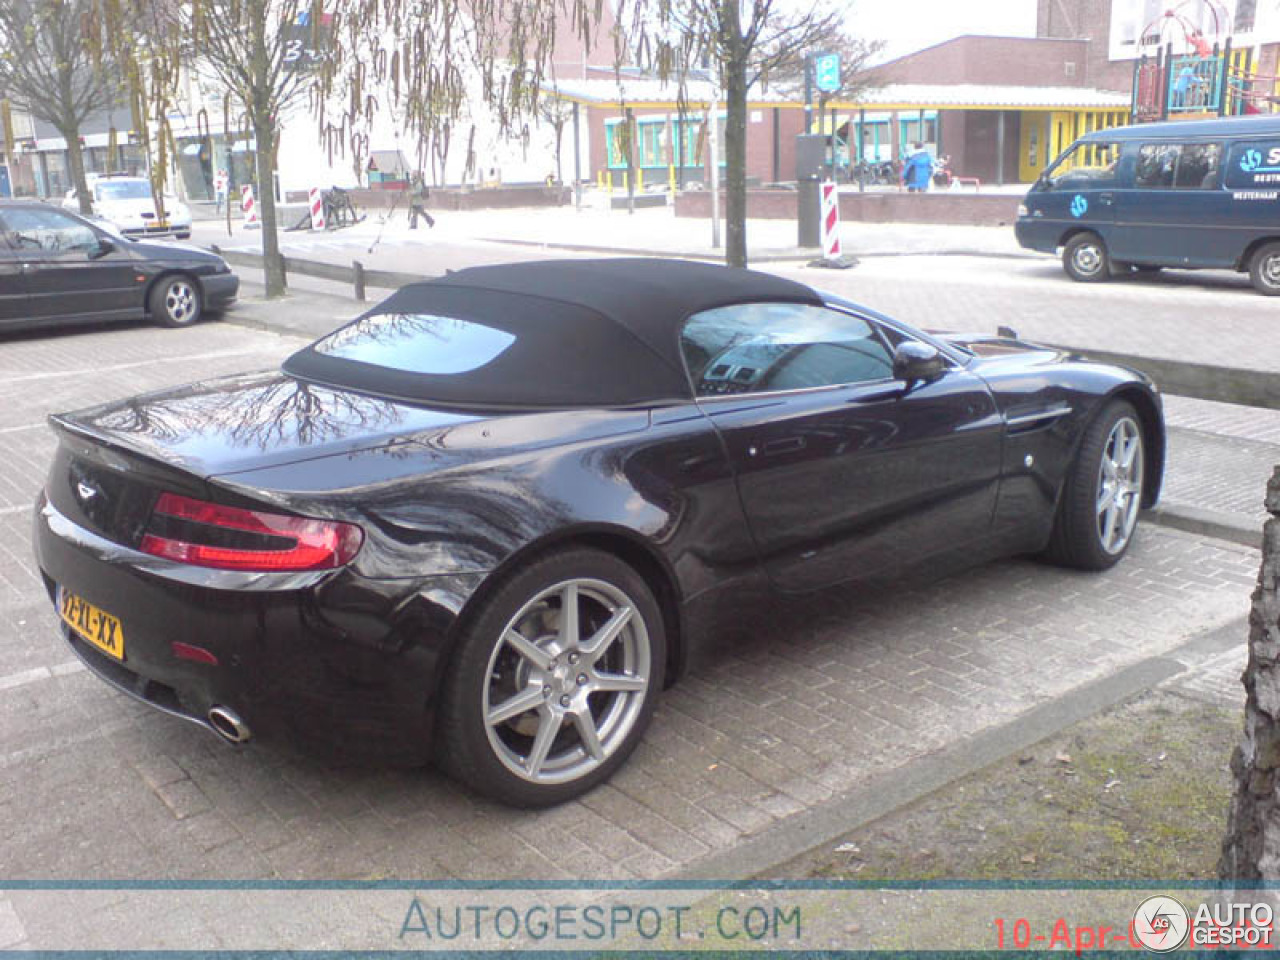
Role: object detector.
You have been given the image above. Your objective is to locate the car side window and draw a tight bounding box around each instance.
[1,207,99,255]
[1135,145,1178,188]
[1136,143,1222,189]
[681,303,896,398]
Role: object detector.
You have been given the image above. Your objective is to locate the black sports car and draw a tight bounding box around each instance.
[0,200,237,331]
[33,258,1163,806]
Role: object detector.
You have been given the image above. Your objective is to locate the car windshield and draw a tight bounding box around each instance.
[95,181,152,201]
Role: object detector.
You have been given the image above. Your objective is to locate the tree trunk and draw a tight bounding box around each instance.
[554,120,564,183]
[247,0,285,299]
[253,113,286,298]
[61,120,93,215]
[722,8,748,268]
[1221,466,1280,882]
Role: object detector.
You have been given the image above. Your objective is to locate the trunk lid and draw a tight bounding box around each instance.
[51,371,480,479]
[45,372,481,548]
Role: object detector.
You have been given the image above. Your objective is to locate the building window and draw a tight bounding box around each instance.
[899,115,937,147]
[1234,0,1256,32]
[637,120,667,167]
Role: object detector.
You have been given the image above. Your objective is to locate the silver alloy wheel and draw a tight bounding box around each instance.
[1072,242,1104,277]
[165,280,197,323]
[1262,252,1280,289]
[1096,416,1144,555]
[482,577,651,785]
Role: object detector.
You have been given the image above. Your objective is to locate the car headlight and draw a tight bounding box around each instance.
[1017,203,1029,217]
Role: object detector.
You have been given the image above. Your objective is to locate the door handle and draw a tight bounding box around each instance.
[848,383,906,403]
[760,437,805,456]
[1098,192,1115,204]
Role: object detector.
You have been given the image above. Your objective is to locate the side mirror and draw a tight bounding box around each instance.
[893,341,946,384]
[89,237,115,259]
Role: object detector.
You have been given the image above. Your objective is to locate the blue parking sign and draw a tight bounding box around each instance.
[815,53,840,93]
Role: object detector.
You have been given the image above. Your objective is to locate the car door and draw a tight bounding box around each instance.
[1035,139,1122,244]
[0,215,31,325]
[682,302,1004,593]
[1110,141,1234,266]
[1,206,141,322]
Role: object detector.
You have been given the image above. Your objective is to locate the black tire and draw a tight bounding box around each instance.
[1063,232,1111,283]
[175,231,191,240]
[1043,400,1146,571]
[1249,242,1280,296]
[149,274,202,327]
[437,548,666,807]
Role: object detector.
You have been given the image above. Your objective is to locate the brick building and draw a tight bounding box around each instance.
[556,0,1280,191]
[555,39,1130,190]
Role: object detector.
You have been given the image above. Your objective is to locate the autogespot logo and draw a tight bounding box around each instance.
[1241,149,1263,172]
[1070,194,1088,218]
[1132,895,1190,953]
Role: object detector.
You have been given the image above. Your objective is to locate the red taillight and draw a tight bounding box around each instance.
[140,492,363,571]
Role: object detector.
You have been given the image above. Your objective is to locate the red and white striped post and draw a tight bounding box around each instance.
[240,184,260,229]
[819,181,841,260]
[308,187,325,231]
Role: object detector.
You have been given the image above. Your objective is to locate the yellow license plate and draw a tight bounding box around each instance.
[59,589,125,660]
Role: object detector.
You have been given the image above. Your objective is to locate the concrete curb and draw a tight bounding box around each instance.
[1144,502,1263,550]
[475,235,1039,264]
[672,615,1248,881]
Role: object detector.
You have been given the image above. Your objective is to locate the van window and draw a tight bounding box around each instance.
[1136,143,1222,189]
[1047,142,1121,187]
[1224,140,1280,189]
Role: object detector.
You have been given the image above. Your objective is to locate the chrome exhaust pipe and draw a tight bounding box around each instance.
[207,705,252,744]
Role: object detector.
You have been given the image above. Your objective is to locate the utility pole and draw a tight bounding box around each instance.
[803,54,813,134]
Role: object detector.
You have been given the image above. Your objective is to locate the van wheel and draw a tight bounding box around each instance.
[1063,233,1111,283]
[1249,242,1280,296]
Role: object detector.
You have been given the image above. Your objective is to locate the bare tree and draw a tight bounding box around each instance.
[0,0,123,213]
[620,0,849,268]
[93,0,316,296]
[95,0,608,296]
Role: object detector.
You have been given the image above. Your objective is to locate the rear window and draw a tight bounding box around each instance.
[313,314,517,374]
[1224,140,1280,189]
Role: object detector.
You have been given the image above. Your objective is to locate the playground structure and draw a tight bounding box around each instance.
[1131,0,1280,122]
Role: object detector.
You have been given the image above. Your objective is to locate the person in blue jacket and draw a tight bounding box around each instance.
[901,142,933,193]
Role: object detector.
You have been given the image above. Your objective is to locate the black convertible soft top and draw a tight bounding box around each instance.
[282,258,823,409]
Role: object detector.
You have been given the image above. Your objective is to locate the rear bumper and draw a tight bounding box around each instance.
[202,273,240,309]
[33,496,467,764]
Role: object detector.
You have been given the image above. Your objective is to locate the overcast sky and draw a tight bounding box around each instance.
[844,0,1040,62]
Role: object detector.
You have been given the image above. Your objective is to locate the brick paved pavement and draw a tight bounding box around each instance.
[0,314,1262,887]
